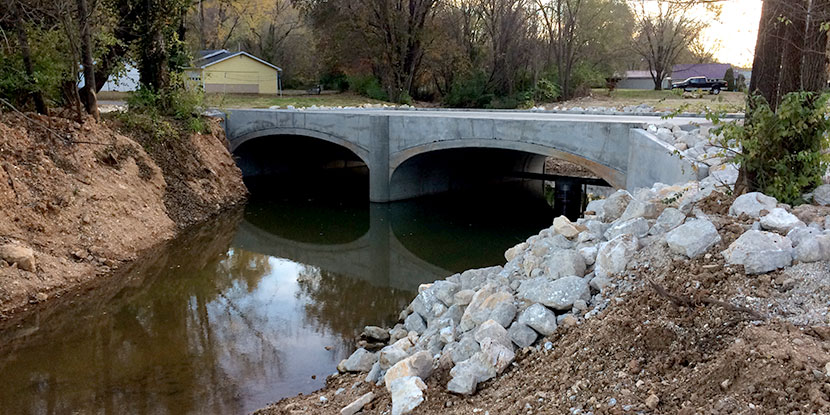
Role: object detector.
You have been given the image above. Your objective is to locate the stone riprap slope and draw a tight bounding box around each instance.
[319,167,830,415]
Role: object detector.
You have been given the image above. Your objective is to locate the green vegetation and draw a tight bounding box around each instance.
[111,80,207,145]
[714,92,830,205]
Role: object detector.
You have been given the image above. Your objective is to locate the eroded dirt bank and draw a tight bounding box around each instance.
[0,113,247,319]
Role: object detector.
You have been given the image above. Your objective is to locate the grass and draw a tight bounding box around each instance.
[559,88,747,113]
[204,92,389,109]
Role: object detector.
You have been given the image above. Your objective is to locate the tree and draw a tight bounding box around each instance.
[76,0,99,120]
[630,0,707,90]
[724,67,735,91]
[10,0,49,114]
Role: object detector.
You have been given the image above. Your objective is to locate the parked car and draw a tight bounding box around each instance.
[671,76,728,94]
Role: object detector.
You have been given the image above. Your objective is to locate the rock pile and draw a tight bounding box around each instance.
[334,176,830,414]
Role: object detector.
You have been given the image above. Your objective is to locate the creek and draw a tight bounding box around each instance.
[0,177,553,414]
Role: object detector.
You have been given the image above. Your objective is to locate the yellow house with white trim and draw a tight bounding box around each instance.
[187,49,282,94]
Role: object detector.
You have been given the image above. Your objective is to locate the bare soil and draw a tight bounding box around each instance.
[0,112,246,319]
[256,193,830,415]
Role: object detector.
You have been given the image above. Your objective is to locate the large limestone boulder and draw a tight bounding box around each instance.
[341,392,375,415]
[594,234,639,279]
[760,208,805,234]
[389,376,427,415]
[445,334,480,364]
[459,291,516,329]
[604,217,650,240]
[341,348,377,372]
[507,322,538,348]
[722,230,793,274]
[544,249,587,278]
[384,351,434,392]
[813,184,830,206]
[478,337,515,373]
[0,243,36,272]
[447,352,497,395]
[666,219,721,258]
[553,216,585,238]
[599,190,633,222]
[650,208,686,235]
[794,234,830,263]
[517,275,590,311]
[473,319,514,349]
[517,303,558,336]
[379,337,416,370]
[729,192,778,218]
[619,199,658,222]
[504,243,527,262]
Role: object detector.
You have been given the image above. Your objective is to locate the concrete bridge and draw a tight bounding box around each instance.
[223,109,707,202]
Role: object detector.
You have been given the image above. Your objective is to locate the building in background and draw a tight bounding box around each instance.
[187,50,282,95]
[616,70,671,90]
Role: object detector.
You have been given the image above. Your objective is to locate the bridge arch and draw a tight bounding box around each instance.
[230,127,371,166]
[389,139,626,189]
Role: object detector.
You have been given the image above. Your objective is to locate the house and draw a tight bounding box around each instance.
[672,63,732,82]
[616,70,671,90]
[188,49,282,95]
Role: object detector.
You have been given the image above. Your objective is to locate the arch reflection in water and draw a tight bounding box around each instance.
[0,182,552,414]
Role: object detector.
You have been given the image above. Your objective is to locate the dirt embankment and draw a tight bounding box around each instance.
[0,113,247,319]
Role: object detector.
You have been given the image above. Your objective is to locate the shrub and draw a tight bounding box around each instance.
[348,75,389,101]
[320,71,349,92]
[714,92,830,204]
[444,72,493,108]
[534,78,560,102]
[724,68,736,91]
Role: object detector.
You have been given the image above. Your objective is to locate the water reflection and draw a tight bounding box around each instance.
[0,182,552,415]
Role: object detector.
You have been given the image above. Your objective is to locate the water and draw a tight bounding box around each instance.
[0,179,552,415]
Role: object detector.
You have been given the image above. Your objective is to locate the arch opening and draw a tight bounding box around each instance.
[233,134,369,200]
[388,147,549,201]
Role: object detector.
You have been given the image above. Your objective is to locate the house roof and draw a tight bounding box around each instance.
[193,49,282,71]
[672,63,732,80]
[625,70,659,79]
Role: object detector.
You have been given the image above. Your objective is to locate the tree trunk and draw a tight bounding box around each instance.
[750,0,785,110]
[779,0,807,94]
[13,1,48,115]
[138,27,170,91]
[802,0,830,91]
[77,0,100,121]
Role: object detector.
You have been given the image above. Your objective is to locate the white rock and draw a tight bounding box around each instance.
[794,234,830,263]
[553,216,585,238]
[447,352,497,395]
[445,335,480,363]
[404,313,426,333]
[454,289,475,306]
[729,192,778,218]
[460,287,516,330]
[594,234,639,279]
[760,208,805,234]
[585,199,605,214]
[813,184,830,205]
[517,275,590,311]
[604,217,650,240]
[384,351,434,392]
[599,190,633,222]
[544,249,587,278]
[342,348,378,372]
[341,392,375,415]
[650,207,686,235]
[507,322,538,348]
[787,227,822,247]
[666,219,722,258]
[473,319,514,349]
[517,303,558,335]
[478,337,515,373]
[390,376,427,415]
[578,246,598,266]
[505,242,527,262]
[722,230,793,274]
[619,199,658,222]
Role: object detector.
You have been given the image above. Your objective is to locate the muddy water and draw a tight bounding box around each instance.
[0,181,552,414]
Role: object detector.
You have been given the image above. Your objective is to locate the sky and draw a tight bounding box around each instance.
[700,0,763,67]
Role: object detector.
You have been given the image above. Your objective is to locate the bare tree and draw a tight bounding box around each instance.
[630,0,706,90]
